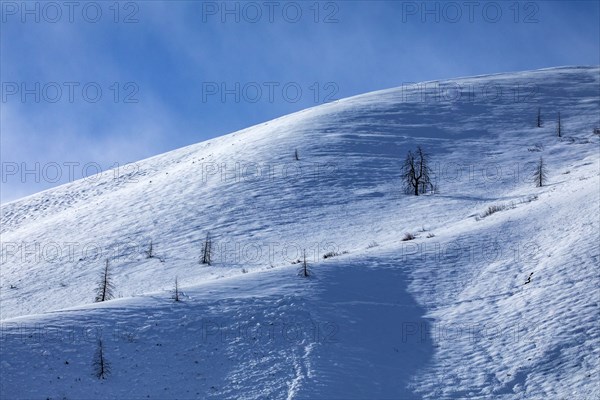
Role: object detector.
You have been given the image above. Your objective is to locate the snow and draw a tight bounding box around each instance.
[1,66,599,399]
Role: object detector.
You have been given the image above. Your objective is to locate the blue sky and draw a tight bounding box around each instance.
[1,0,599,203]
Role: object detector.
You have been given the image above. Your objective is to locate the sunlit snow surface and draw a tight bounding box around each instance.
[1,66,599,399]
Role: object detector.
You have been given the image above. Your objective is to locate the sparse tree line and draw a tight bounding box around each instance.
[94,234,216,305]
[536,107,563,138]
[92,105,567,311]
[401,107,580,194]
[93,232,317,308]
[529,107,565,186]
[90,237,198,379]
[90,236,315,379]
[93,231,323,308]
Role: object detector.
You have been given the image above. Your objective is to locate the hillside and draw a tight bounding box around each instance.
[1,66,599,399]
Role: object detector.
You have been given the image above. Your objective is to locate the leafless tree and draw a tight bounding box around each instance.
[401,146,434,196]
[299,249,310,277]
[92,339,110,379]
[145,240,154,258]
[533,156,547,187]
[201,232,212,265]
[95,259,114,302]
[172,277,181,302]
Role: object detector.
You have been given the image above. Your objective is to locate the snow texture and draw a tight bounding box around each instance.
[1,66,599,399]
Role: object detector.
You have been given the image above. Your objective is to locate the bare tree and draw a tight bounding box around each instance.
[144,240,166,262]
[557,112,562,137]
[172,277,181,302]
[537,107,542,128]
[95,259,114,302]
[533,156,547,187]
[299,249,310,277]
[401,146,434,196]
[145,240,154,258]
[200,232,212,265]
[92,339,110,379]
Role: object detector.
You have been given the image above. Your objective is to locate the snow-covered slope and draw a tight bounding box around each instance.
[1,66,599,399]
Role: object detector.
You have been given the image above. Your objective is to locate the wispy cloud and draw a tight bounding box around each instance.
[1,0,598,203]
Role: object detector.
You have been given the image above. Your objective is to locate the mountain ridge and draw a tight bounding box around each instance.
[1,66,599,399]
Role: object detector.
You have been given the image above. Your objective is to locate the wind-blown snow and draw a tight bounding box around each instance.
[1,66,599,399]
